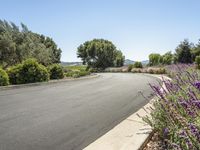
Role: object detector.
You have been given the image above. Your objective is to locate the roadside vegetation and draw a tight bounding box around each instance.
[141,39,200,149]
[77,39,125,70]
[0,59,92,86]
[64,66,90,78]
[0,20,92,86]
[143,64,200,149]
[0,20,61,68]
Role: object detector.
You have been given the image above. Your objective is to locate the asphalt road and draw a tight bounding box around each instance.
[0,73,158,150]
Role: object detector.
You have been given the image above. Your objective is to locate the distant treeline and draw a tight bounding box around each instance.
[148,39,200,66]
[0,20,61,68]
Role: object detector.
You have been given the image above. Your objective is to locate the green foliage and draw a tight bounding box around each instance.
[149,52,173,66]
[175,39,193,64]
[133,61,143,68]
[143,66,200,149]
[77,39,124,69]
[114,50,125,67]
[127,64,133,72]
[149,53,161,66]
[195,56,200,69]
[162,51,173,65]
[64,65,90,78]
[191,40,200,61]
[0,20,61,68]
[0,68,9,86]
[48,64,64,79]
[88,68,98,73]
[7,59,49,84]
[6,64,23,84]
[63,65,87,72]
[65,70,90,78]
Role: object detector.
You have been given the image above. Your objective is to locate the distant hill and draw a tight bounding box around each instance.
[61,59,149,66]
[61,62,83,66]
[141,60,149,64]
[124,59,135,65]
[124,59,149,65]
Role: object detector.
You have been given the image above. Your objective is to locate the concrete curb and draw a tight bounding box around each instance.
[84,74,171,150]
[0,74,100,91]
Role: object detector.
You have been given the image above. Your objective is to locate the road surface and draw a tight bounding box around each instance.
[0,73,158,150]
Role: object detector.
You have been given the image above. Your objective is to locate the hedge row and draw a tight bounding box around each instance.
[65,70,90,78]
[104,67,166,74]
[0,59,64,86]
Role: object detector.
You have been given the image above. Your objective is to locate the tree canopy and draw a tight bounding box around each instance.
[77,39,125,69]
[149,53,161,66]
[162,51,173,65]
[175,39,192,64]
[0,20,62,68]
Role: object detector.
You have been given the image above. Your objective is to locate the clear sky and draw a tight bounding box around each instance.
[1,0,200,62]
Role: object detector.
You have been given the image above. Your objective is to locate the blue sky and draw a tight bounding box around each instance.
[1,0,200,61]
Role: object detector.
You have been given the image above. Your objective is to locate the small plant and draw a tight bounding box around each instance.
[143,65,200,149]
[133,61,143,68]
[0,68,9,86]
[48,64,64,79]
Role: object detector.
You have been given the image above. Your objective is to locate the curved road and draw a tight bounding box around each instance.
[0,73,158,150]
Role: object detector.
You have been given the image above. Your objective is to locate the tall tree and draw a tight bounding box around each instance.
[191,39,200,61]
[175,39,193,64]
[0,20,62,68]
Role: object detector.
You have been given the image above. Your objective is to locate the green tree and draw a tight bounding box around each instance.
[149,53,161,66]
[191,39,200,61]
[77,39,124,69]
[162,51,173,65]
[114,50,125,67]
[175,39,193,64]
[133,61,143,68]
[0,20,62,68]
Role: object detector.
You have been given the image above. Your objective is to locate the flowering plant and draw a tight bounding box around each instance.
[143,64,200,149]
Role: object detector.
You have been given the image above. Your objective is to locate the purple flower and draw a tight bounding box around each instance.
[188,123,200,142]
[163,128,169,137]
[194,81,200,90]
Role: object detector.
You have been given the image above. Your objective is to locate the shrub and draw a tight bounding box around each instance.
[195,56,200,69]
[7,64,23,84]
[143,66,200,149]
[133,61,143,68]
[89,68,98,73]
[122,68,128,72]
[147,68,154,74]
[79,70,90,76]
[128,64,133,72]
[131,68,142,73]
[7,59,49,84]
[72,73,80,78]
[0,68,9,86]
[65,70,90,78]
[48,64,64,79]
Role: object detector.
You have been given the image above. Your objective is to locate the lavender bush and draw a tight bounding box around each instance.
[143,64,200,149]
